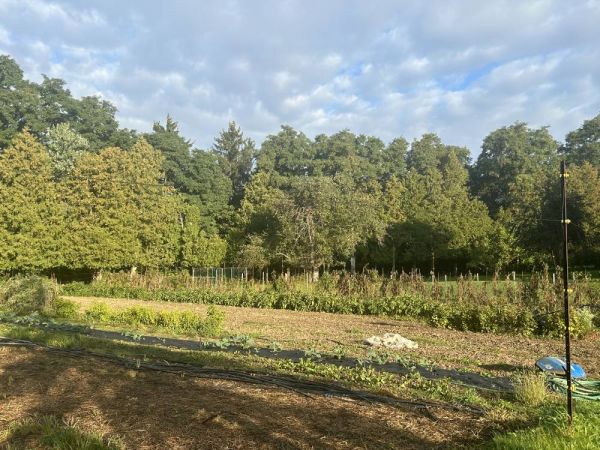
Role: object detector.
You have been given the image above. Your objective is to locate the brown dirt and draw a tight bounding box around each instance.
[0,346,496,449]
[67,296,600,378]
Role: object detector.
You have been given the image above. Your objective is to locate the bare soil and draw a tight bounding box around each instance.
[67,296,600,378]
[0,346,496,449]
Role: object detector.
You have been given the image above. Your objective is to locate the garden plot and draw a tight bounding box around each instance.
[66,295,600,379]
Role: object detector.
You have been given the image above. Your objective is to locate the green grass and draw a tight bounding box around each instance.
[1,415,121,450]
[486,402,600,449]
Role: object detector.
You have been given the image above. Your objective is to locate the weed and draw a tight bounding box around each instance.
[303,348,322,360]
[514,371,548,407]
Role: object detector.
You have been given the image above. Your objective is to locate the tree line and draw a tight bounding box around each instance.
[1,54,599,276]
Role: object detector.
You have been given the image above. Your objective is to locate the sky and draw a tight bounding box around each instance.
[1,0,599,155]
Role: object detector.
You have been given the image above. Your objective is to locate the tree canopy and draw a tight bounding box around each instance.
[2,55,600,275]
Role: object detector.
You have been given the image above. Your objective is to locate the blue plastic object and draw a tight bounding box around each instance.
[536,356,586,379]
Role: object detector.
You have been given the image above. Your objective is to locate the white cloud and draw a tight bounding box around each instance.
[0,0,599,154]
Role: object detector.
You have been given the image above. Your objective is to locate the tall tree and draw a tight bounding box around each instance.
[212,121,254,207]
[146,116,232,234]
[62,139,182,271]
[394,152,493,271]
[0,130,64,271]
[471,122,558,216]
[180,204,227,268]
[562,113,600,168]
[256,125,315,180]
[237,173,385,274]
[407,133,470,175]
[0,55,41,147]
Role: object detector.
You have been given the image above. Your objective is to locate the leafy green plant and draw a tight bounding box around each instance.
[571,307,595,339]
[303,348,322,360]
[50,297,80,319]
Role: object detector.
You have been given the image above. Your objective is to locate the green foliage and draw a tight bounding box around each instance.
[472,122,559,217]
[83,301,225,336]
[563,113,600,169]
[44,122,90,179]
[0,275,58,315]
[51,297,80,319]
[145,116,232,234]
[487,402,600,450]
[61,138,183,270]
[60,269,599,337]
[179,204,227,268]
[238,173,385,270]
[212,121,254,207]
[2,415,121,450]
[571,307,595,339]
[3,56,600,275]
[0,130,65,271]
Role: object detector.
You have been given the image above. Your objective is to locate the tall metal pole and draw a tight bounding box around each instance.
[560,160,573,424]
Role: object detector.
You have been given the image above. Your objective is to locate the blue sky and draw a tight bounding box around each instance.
[1,0,599,155]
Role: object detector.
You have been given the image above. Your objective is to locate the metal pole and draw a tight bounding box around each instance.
[561,160,573,424]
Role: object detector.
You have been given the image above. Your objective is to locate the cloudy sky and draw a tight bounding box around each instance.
[1,0,599,155]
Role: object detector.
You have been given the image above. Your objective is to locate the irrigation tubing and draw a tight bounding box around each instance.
[0,336,485,417]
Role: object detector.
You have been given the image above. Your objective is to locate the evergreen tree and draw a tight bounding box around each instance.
[212,121,254,207]
[0,130,64,271]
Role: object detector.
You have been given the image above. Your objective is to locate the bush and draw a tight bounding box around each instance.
[50,298,80,319]
[0,276,58,314]
[571,307,595,339]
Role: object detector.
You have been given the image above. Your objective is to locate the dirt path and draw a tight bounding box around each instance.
[66,296,600,378]
[0,346,496,449]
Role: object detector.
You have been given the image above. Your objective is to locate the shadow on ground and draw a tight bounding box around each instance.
[0,346,511,449]
[83,328,514,392]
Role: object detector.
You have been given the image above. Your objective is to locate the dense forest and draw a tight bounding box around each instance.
[1,54,599,277]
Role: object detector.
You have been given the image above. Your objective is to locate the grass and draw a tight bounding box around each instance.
[514,371,550,407]
[486,402,600,449]
[1,415,121,450]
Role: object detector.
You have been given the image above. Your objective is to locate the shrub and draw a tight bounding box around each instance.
[571,307,595,339]
[0,276,58,314]
[203,305,225,336]
[85,302,112,322]
[50,298,80,319]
